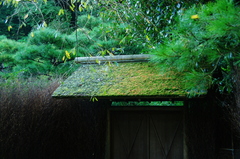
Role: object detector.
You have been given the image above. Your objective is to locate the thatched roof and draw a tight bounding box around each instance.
[52,55,207,100]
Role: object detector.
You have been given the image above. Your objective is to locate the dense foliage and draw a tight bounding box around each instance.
[99,0,212,45]
[0,33,77,78]
[1,0,222,79]
[0,0,69,40]
[151,0,240,96]
[0,2,145,78]
[0,0,240,158]
[1,0,239,98]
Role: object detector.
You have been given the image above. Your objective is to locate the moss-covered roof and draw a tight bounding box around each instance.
[52,62,206,100]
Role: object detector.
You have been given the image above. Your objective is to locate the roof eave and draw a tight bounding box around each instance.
[52,94,206,101]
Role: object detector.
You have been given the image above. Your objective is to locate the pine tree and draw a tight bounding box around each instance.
[152,0,240,99]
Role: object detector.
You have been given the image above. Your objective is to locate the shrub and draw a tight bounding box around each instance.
[0,28,79,78]
[0,78,108,159]
[28,28,76,49]
[77,15,101,30]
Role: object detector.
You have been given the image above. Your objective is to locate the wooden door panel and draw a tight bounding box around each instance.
[149,112,183,159]
[111,112,148,159]
[111,110,183,159]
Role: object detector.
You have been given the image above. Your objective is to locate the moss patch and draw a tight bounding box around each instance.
[52,62,205,98]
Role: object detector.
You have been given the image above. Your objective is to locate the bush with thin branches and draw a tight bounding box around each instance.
[0,78,108,159]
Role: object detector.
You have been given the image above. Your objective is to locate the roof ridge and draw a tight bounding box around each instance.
[75,54,153,64]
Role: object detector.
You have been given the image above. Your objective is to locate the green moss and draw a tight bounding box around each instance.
[52,62,205,98]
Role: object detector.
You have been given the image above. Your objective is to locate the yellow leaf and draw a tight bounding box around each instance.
[8,26,12,31]
[71,0,76,4]
[12,0,19,5]
[146,35,150,41]
[58,9,64,16]
[24,14,28,19]
[58,9,62,15]
[71,48,76,56]
[95,59,101,64]
[43,21,47,27]
[79,5,83,12]
[97,43,103,47]
[106,50,111,54]
[108,52,114,56]
[65,51,71,59]
[146,19,151,24]
[119,37,126,44]
[62,56,65,61]
[87,14,91,20]
[99,50,106,56]
[82,2,87,8]
[30,32,34,37]
[191,14,199,19]
[69,5,75,12]
[94,97,98,102]
[91,97,98,102]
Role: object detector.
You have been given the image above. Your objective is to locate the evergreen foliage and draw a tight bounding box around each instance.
[77,14,101,30]
[151,0,240,96]
[28,28,75,49]
[0,12,144,79]
[0,29,78,78]
[72,15,143,56]
[0,37,23,73]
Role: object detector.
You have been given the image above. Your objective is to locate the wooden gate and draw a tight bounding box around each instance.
[110,109,183,159]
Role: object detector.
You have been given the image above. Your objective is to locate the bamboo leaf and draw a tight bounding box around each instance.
[69,5,75,12]
[30,32,34,37]
[65,51,71,59]
[71,0,76,4]
[24,14,28,19]
[97,43,103,47]
[79,5,83,12]
[95,59,101,64]
[42,21,47,27]
[146,35,150,41]
[71,48,76,56]
[8,25,12,31]
[87,14,91,20]
[58,9,64,15]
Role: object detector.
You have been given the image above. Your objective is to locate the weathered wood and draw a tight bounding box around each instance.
[110,109,183,159]
[75,54,153,64]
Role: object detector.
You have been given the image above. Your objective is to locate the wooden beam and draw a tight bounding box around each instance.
[75,54,153,64]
